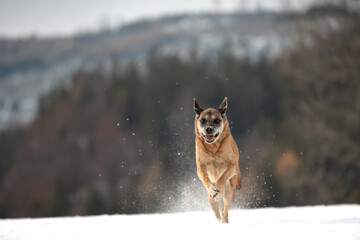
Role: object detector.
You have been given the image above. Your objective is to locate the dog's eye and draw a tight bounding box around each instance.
[214,118,221,124]
[200,118,206,124]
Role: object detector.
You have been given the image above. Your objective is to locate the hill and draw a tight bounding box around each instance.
[0,11,295,130]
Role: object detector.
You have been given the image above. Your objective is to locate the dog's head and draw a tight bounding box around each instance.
[193,97,228,144]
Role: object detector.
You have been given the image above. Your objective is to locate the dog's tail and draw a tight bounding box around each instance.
[236,170,242,189]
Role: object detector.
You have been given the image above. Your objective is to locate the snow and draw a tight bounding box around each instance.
[0,205,359,240]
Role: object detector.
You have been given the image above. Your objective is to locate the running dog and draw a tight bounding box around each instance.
[194,97,241,223]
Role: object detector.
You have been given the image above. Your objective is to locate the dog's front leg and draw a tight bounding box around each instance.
[197,165,220,199]
[215,163,237,196]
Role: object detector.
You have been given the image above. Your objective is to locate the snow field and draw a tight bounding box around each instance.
[0,204,359,240]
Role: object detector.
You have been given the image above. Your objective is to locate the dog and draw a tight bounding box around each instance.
[193,97,241,223]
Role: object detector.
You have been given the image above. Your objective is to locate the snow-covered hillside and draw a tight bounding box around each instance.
[1,205,359,240]
[0,12,293,131]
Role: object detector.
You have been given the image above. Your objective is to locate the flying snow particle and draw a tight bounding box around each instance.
[177,152,181,156]
[132,133,135,136]
[300,152,303,155]
[117,123,120,126]
[98,174,102,177]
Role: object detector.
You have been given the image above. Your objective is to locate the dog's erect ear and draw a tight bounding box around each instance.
[217,97,228,117]
[193,98,203,117]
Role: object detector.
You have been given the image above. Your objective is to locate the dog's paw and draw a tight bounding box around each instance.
[209,184,220,199]
[213,192,223,202]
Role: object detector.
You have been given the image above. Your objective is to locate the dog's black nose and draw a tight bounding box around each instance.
[206,127,213,134]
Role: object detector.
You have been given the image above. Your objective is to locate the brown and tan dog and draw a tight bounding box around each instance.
[194,97,241,223]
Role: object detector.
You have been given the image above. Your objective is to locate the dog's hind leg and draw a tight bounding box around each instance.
[206,193,221,222]
[221,180,236,223]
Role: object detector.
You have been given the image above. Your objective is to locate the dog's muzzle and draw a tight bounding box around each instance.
[202,132,219,143]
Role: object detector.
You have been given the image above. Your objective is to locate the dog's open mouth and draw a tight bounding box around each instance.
[202,133,219,143]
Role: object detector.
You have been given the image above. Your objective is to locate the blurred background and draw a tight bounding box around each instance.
[0,0,359,218]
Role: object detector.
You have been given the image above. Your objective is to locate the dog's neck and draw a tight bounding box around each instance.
[196,121,231,153]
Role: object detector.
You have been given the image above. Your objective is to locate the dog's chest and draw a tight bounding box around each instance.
[201,153,227,183]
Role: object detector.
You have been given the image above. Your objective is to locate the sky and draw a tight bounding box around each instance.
[0,0,311,38]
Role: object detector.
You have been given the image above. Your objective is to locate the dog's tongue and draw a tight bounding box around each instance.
[205,134,215,142]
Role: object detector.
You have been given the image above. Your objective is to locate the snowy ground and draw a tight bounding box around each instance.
[1,204,359,240]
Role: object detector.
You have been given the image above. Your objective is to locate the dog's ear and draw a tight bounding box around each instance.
[193,98,203,118]
[217,97,228,117]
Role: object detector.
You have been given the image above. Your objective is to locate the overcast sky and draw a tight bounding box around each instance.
[0,0,311,38]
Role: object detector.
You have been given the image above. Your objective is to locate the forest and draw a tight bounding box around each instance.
[0,5,359,218]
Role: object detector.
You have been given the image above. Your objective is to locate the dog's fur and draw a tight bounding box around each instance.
[194,97,241,223]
